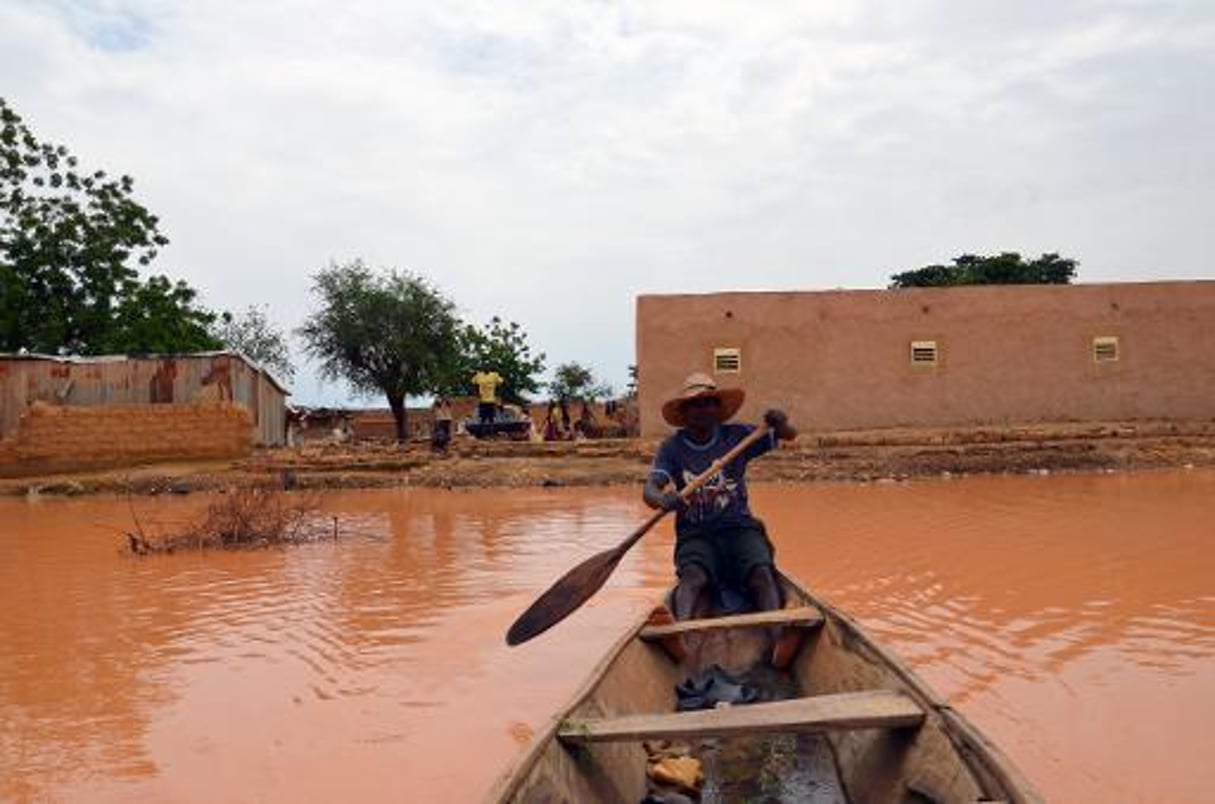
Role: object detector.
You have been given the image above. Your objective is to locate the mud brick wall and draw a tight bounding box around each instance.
[0,401,254,478]
[637,282,1215,435]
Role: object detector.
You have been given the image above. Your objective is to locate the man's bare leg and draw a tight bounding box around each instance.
[747,564,782,613]
[749,565,801,670]
[674,563,713,620]
[673,564,713,669]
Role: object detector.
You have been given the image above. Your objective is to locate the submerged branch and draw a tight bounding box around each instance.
[126,486,334,554]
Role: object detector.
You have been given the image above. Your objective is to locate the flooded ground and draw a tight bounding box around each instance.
[1,470,1212,802]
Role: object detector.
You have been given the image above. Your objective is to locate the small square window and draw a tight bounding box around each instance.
[714,348,741,373]
[1093,336,1119,363]
[910,340,938,366]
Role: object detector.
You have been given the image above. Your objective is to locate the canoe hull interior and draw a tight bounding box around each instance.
[489,573,1040,804]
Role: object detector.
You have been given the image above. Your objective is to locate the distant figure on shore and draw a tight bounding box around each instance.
[559,399,572,439]
[576,400,598,439]
[544,401,565,441]
[332,420,351,443]
[472,369,504,425]
[431,398,453,453]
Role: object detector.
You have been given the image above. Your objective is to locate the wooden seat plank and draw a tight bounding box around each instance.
[639,606,824,640]
[558,690,924,744]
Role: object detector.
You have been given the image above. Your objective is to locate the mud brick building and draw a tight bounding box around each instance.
[636,281,1215,437]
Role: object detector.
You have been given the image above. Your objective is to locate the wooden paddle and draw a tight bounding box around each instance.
[505,424,772,646]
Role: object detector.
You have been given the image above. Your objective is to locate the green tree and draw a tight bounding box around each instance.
[107,275,220,354]
[212,304,295,382]
[888,252,1078,288]
[439,316,545,404]
[548,361,612,403]
[298,259,461,442]
[0,96,218,354]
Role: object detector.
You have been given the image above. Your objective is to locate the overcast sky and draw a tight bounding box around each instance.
[3,1,1212,405]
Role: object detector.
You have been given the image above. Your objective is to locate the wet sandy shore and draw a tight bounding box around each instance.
[5,419,1215,496]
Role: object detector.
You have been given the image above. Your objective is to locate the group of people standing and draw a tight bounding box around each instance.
[542,398,598,441]
[430,369,505,453]
[431,369,607,451]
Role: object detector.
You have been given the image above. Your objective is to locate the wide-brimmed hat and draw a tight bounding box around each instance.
[661,372,745,427]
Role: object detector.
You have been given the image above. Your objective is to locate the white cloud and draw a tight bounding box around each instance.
[3,1,1213,404]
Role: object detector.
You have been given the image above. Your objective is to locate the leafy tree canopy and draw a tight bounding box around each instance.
[888,252,1078,289]
[298,259,461,441]
[0,96,218,354]
[440,316,546,404]
[211,304,295,382]
[549,361,612,403]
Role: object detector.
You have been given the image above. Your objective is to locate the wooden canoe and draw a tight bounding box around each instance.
[487,572,1041,803]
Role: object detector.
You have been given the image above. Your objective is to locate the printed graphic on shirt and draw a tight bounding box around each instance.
[682,467,739,524]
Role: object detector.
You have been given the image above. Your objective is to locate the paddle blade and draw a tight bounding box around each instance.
[505,545,626,646]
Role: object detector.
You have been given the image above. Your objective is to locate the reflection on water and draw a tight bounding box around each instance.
[1,471,1213,802]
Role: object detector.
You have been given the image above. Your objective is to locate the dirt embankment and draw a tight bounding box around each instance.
[5,419,1215,498]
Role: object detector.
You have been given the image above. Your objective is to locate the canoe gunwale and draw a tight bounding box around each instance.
[483,604,655,802]
[938,705,1041,804]
[781,572,1042,804]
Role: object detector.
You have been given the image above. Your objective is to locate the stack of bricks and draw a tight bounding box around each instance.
[0,401,254,477]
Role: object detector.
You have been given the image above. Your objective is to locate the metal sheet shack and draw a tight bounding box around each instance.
[0,352,288,476]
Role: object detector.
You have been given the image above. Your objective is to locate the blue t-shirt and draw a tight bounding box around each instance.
[649,423,776,537]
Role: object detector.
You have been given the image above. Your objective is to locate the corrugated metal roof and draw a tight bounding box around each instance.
[0,351,291,395]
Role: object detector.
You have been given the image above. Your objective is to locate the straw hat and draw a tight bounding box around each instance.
[661,372,745,427]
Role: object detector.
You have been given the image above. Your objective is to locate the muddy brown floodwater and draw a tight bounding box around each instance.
[1,469,1213,803]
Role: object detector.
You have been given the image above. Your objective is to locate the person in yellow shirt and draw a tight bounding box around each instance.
[472,370,504,424]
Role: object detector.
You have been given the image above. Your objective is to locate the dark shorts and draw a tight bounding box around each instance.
[674,520,774,590]
[431,420,451,449]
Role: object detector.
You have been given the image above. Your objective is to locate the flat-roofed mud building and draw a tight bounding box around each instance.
[636,280,1215,437]
[0,352,288,477]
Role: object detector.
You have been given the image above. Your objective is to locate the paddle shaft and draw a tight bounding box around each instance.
[505,424,772,645]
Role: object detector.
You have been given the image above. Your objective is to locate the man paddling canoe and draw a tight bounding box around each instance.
[643,372,800,668]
